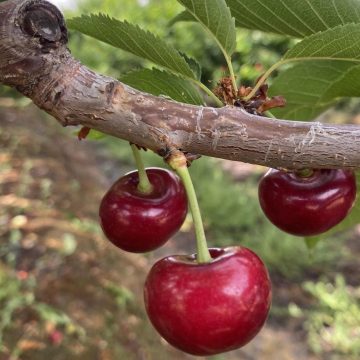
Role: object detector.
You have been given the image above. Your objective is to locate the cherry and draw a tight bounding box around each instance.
[144,246,271,356]
[99,168,188,253]
[258,169,356,236]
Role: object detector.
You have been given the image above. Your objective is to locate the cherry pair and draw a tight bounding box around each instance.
[100,166,357,250]
[99,166,272,356]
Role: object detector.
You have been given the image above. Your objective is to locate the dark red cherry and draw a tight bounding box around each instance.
[144,247,272,356]
[99,168,188,253]
[258,169,356,236]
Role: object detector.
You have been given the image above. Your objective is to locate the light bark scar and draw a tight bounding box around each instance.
[196,107,204,140]
[265,139,275,162]
[111,84,126,104]
[295,122,327,153]
[335,153,347,164]
[211,108,219,116]
[186,133,194,146]
[211,129,221,150]
[130,112,139,126]
[238,124,248,140]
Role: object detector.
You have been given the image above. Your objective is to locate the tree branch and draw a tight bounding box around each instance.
[1,0,360,170]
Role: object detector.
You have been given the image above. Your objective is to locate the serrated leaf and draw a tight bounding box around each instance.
[227,0,360,38]
[268,24,360,120]
[67,14,195,79]
[269,61,360,120]
[283,24,360,63]
[180,52,202,80]
[121,68,204,105]
[177,0,236,57]
[306,172,360,246]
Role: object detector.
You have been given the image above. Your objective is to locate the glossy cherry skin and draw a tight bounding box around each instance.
[144,247,272,356]
[99,168,188,253]
[258,169,356,236]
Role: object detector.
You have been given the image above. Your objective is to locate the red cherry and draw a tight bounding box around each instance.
[144,247,271,356]
[99,168,188,253]
[258,169,356,236]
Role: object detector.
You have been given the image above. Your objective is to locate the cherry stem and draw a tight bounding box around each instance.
[295,168,315,178]
[130,143,153,194]
[169,154,212,264]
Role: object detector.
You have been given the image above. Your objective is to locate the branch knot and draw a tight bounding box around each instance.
[19,0,67,48]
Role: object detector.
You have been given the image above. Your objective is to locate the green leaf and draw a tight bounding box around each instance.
[227,0,360,38]
[283,24,360,62]
[269,61,360,120]
[169,10,195,26]
[67,14,195,79]
[121,68,204,105]
[306,172,360,245]
[180,52,202,80]
[177,0,236,57]
[267,24,360,120]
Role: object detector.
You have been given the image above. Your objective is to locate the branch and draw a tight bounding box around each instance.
[1,0,360,170]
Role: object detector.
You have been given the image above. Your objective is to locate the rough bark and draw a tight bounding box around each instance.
[1,0,360,170]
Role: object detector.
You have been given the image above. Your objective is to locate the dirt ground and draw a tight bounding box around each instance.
[0,104,323,360]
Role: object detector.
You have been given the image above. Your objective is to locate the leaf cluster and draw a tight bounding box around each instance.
[68,0,360,114]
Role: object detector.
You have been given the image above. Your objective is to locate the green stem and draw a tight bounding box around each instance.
[244,62,281,101]
[173,163,212,264]
[181,8,238,102]
[224,54,238,94]
[192,79,224,107]
[265,110,276,118]
[295,168,315,178]
[130,144,153,194]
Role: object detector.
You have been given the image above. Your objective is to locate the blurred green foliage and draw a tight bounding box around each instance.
[0,267,35,348]
[0,265,83,356]
[290,275,360,358]
[105,282,135,310]
[0,85,23,100]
